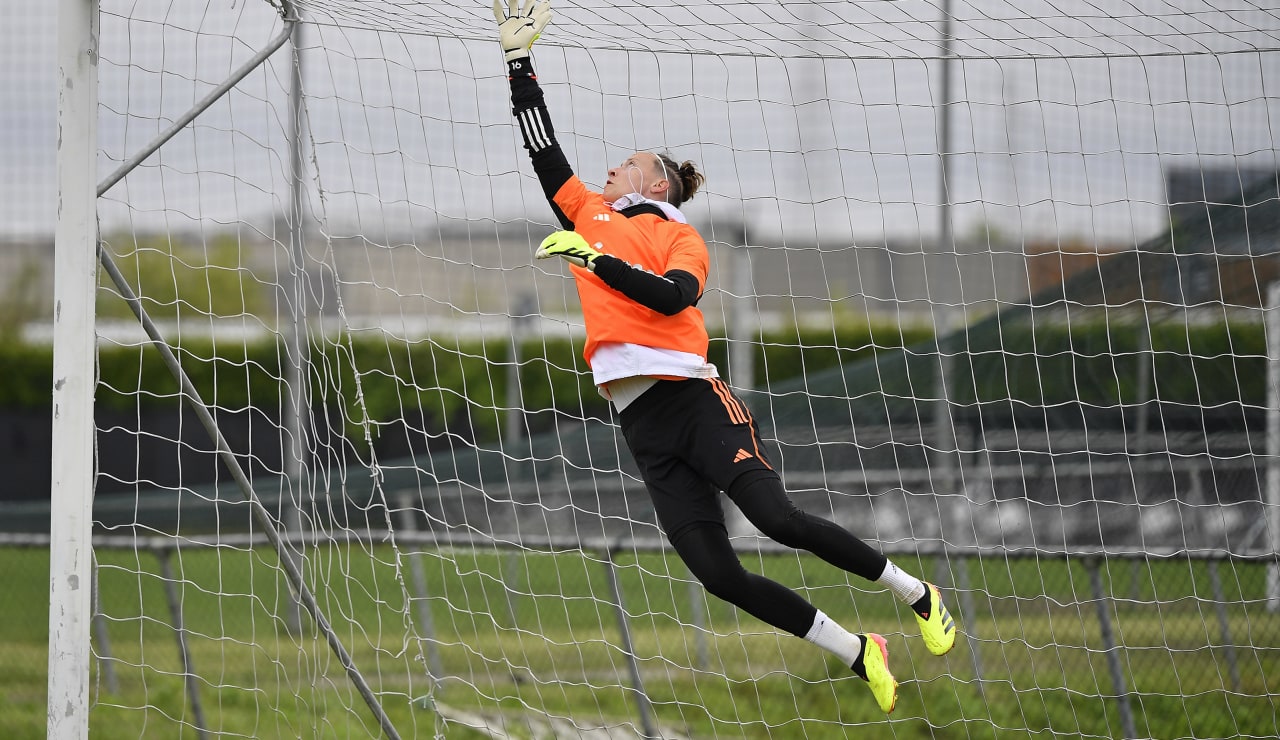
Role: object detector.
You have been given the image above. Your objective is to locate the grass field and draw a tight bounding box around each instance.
[3,543,1278,739]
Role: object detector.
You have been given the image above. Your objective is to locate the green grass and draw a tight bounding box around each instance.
[3,545,1278,739]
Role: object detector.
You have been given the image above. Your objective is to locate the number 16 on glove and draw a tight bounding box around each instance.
[536,231,604,271]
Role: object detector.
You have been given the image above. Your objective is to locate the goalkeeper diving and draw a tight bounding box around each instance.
[493,0,956,713]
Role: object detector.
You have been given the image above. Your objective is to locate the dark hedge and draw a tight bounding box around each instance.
[4,320,1265,444]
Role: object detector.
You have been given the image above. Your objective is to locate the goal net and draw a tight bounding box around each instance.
[45,0,1280,737]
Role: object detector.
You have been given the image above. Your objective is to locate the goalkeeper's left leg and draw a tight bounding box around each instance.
[670,523,897,712]
[727,468,957,654]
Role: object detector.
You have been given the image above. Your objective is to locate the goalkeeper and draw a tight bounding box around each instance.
[493,0,955,713]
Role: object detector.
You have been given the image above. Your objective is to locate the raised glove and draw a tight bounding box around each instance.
[536,231,603,270]
[493,0,551,63]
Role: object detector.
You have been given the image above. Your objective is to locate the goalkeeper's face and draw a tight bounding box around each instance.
[603,152,669,204]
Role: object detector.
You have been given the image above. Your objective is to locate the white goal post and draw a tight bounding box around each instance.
[39,1,1280,739]
[48,0,99,737]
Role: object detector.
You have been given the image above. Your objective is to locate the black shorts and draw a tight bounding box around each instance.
[618,378,776,542]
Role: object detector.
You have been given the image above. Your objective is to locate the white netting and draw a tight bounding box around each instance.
[33,0,1280,737]
[291,0,1280,59]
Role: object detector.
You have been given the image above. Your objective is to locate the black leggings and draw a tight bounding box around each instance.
[618,378,887,637]
[671,469,888,637]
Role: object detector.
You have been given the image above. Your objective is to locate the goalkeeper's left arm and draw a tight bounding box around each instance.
[537,231,702,316]
[494,0,574,230]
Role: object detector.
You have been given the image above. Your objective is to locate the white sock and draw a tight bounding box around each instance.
[803,610,863,668]
[877,560,927,606]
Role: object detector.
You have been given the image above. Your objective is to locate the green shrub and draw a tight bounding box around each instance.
[3,319,1266,446]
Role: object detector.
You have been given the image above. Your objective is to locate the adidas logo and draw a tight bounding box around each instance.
[732,448,753,463]
[593,213,611,222]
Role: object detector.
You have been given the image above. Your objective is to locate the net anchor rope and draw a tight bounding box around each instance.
[88,7,402,739]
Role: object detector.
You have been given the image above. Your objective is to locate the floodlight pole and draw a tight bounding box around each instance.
[1267,282,1280,611]
[932,4,982,685]
[281,3,311,636]
[933,1,961,515]
[49,1,99,738]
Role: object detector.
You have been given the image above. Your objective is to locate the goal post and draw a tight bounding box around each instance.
[48,0,99,737]
[32,0,1280,738]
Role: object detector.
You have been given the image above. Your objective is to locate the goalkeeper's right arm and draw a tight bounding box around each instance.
[494,0,574,230]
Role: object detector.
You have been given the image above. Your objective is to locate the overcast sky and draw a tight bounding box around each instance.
[4,1,1279,246]
[1,5,58,240]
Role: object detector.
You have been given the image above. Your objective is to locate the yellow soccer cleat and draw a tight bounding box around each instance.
[853,633,897,714]
[915,582,957,656]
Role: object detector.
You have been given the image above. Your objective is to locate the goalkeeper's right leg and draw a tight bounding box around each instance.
[805,612,898,713]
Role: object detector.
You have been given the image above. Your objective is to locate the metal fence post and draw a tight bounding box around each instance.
[602,545,656,738]
[90,560,119,695]
[396,500,445,687]
[1205,561,1242,692]
[955,554,984,693]
[1085,557,1136,739]
[156,549,209,740]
